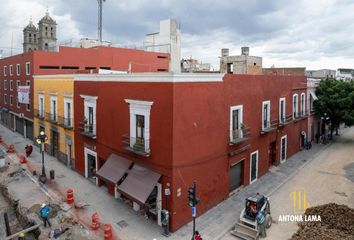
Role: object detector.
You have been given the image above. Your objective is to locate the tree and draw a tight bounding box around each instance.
[314,79,354,138]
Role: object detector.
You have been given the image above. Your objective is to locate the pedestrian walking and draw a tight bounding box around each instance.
[256,210,267,238]
[194,230,202,240]
[39,203,52,227]
[25,144,33,157]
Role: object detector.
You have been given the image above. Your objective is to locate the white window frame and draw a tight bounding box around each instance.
[125,99,153,153]
[250,150,259,184]
[9,65,13,76]
[16,80,20,89]
[25,62,30,75]
[4,94,7,104]
[293,94,299,119]
[10,80,13,91]
[26,102,31,111]
[300,93,305,116]
[4,80,7,90]
[64,98,73,127]
[16,64,20,76]
[3,66,7,76]
[10,95,13,106]
[50,96,58,121]
[262,100,271,130]
[81,95,98,135]
[26,80,30,86]
[279,97,286,123]
[280,135,287,163]
[230,105,243,142]
[84,147,98,185]
[38,94,44,117]
[16,98,20,108]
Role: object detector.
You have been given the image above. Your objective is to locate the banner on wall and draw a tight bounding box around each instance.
[18,86,30,104]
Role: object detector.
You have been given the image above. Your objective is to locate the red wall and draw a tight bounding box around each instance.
[0,46,169,119]
[73,73,308,231]
[0,53,34,118]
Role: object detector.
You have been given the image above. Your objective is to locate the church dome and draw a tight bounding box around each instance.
[39,11,56,24]
[24,19,37,31]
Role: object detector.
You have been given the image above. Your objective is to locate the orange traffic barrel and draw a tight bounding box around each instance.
[91,212,100,230]
[103,224,112,240]
[7,144,15,153]
[66,188,74,204]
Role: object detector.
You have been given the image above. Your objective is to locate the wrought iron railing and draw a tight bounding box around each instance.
[34,108,45,119]
[45,112,58,123]
[230,127,251,144]
[78,121,96,138]
[261,119,278,133]
[58,116,73,129]
[122,134,151,157]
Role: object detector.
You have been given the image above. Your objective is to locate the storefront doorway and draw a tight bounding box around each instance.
[84,147,97,185]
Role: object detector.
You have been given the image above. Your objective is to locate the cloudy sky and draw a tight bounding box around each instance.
[0,0,353,70]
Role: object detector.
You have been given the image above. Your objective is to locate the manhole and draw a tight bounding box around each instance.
[117,220,128,228]
[56,174,65,179]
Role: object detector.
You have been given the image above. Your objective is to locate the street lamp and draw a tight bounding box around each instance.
[36,130,48,184]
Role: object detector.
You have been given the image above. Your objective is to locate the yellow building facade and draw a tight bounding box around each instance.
[33,75,75,168]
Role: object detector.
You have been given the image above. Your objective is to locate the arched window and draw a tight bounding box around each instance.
[29,33,32,37]
[44,43,49,50]
[29,48,32,51]
[45,26,48,30]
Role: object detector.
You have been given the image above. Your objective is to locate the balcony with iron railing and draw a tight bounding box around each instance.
[294,110,309,122]
[122,134,151,157]
[34,108,45,120]
[45,112,58,124]
[261,119,278,134]
[279,114,293,126]
[58,116,73,129]
[78,121,96,139]
[230,127,251,145]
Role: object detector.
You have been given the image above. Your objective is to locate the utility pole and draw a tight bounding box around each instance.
[97,0,106,43]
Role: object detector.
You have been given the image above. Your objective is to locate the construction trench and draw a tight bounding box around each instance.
[0,149,101,240]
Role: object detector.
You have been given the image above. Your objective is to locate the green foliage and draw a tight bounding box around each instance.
[314,79,354,134]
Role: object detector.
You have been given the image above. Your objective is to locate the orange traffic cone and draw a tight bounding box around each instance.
[19,155,27,164]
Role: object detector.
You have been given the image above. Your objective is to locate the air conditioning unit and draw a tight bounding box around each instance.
[19,113,24,118]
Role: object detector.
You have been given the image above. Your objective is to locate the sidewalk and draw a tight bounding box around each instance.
[0,125,332,240]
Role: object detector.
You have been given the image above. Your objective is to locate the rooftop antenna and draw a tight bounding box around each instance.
[97,0,106,43]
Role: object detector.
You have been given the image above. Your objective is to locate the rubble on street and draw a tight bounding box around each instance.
[0,152,100,240]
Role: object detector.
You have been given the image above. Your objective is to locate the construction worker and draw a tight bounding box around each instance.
[19,232,26,240]
[256,210,266,237]
[39,203,52,227]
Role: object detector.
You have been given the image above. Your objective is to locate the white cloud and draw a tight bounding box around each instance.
[1,0,354,70]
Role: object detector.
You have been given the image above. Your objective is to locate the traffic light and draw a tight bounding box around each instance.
[188,187,195,207]
[194,196,200,206]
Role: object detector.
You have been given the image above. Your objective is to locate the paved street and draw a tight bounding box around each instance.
[0,125,350,240]
[221,127,354,240]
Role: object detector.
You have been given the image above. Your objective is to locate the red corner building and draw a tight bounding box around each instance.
[73,72,308,232]
[0,46,169,139]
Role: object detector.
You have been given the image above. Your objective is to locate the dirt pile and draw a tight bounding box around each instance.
[290,203,354,240]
